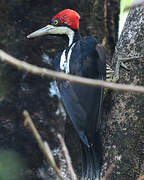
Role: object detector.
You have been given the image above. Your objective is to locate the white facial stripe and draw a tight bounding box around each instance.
[67,29,74,46]
[48,26,74,46]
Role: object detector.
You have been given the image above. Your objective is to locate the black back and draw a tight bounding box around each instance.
[54,37,106,146]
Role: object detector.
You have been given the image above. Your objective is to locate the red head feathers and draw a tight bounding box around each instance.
[52,9,80,30]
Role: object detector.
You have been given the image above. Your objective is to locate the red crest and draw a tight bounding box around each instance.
[52,9,80,30]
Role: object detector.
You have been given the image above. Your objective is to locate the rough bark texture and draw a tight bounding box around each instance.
[102,6,144,180]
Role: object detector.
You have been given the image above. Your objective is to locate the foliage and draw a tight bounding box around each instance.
[119,0,133,37]
[0,149,26,180]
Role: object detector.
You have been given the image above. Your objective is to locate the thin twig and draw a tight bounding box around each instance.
[1,49,144,93]
[101,164,115,180]
[23,110,64,180]
[137,175,144,180]
[57,134,77,180]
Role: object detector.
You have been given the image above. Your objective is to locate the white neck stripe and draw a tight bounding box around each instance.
[66,43,76,73]
[60,50,66,71]
[67,30,74,46]
[60,43,76,73]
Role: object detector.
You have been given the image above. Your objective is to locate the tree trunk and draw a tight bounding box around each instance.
[102,6,144,180]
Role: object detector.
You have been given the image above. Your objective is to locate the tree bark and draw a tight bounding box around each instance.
[102,6,144,180]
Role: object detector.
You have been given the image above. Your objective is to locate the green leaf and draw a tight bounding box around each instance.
[118,0,133,38]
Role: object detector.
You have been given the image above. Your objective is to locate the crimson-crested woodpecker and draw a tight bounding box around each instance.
[27,9,106,180]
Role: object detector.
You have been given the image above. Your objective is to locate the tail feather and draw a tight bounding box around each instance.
[81,139,102,180]
[81,145,87,177]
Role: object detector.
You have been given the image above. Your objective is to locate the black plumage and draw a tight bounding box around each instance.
[54,37,106,179]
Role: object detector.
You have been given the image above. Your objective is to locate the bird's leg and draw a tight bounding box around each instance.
[106,64,119,82]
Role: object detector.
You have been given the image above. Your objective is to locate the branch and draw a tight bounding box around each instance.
[1,49,144,93]
[23,110,64,180]
[57,134,77,180]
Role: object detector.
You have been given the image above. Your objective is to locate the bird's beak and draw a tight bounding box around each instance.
[27,25,56,38]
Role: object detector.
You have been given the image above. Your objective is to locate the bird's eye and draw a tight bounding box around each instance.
[53,19,59,25]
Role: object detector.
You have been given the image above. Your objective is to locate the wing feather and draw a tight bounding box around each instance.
[56,42,106,145]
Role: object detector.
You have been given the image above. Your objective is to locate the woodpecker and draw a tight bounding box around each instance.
[27,9,106,180]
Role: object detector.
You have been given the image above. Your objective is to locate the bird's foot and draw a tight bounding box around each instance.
[106,64,118,83]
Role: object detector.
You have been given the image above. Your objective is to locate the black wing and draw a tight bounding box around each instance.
[57,43,106,146]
